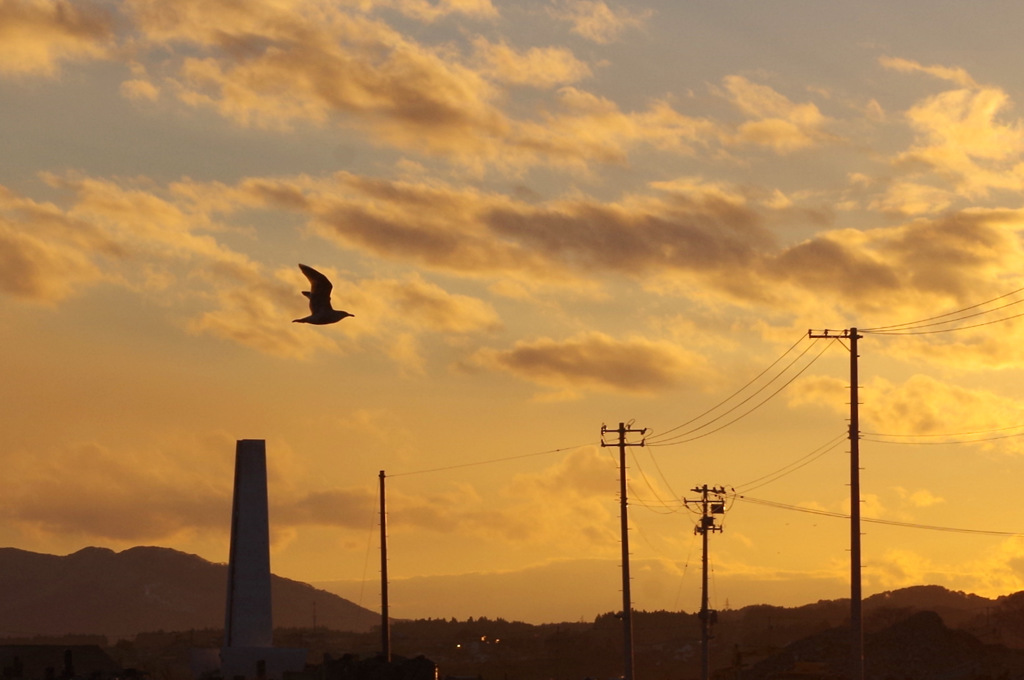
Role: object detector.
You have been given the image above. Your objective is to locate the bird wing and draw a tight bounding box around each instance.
[298,263,335,313]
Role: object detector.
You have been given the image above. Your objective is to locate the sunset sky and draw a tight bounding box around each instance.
[7,0,1024,626]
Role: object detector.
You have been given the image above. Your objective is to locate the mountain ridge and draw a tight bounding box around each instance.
[9,547,1024,680]
[3,545,1024,647]
[0,546,379,638]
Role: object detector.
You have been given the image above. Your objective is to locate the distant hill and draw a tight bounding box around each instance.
[7,544,1024,659]
[745,610,1024,679]
[0,546,380,639]
[702,584,1013,664]
[7,547,1024,680]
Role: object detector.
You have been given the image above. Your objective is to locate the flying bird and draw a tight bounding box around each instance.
[293,264,353,325]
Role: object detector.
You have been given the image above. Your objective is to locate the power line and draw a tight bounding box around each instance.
[641,447,686,508]
[734,494,1024,537]
[647,334,808,443]
[865,311,1024,336]
[629,450,684,514]
[861,285,1024,335]
[862,423,1024,438]
[862,423,1024,446]
[862,430,1024,446]
[734,432,848,494]
[387,443,593,477]
[631,432,849,513]
[863,297,1024,334]
[648,338,833,447]
[357,479,381,612]
[629,485,686,513]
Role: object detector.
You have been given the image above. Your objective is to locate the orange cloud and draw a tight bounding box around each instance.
[46,174,249,266]
[485,186,768,281]
[0,186,121,301]
[879,56,979,89]
[10,168,1024,368]
[862,375,1024,443]
[0,435,610,557]
[0,174,509,361]
[721,76,834,152]
[119,78,160,102]
[882,58,1024,199]
[793,374,1024,454]
[354,447,622,554]
[125,0,508,148]
[764,208,1024,318]
[118,0,704,171]
[273,488,379,529]
[548,0,650,44]
[869,181,954,216]
[245,172,1024,323]
[292,174,554,281]
[0,0,112,76]
[893,487,945,509]
[513,89,718,166]
[186,273,344,360]
[471,38,591,88]
[897,87,1024,196]
[0,438,234,542]
[372,275,503,334]
[467,332,712,397]
[381,0,497,21]
[192,268,503,361]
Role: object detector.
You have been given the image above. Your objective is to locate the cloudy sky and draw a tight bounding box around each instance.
[6,0,1024,625]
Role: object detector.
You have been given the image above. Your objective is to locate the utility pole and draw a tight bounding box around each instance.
[685,485,726,680]
[379,470,391,662]
[601,422,647,680]
[808,328,863,680]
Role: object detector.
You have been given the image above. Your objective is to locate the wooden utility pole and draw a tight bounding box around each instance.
[601,422,647,680]
[685,485,726,680]
[379,470,391,662]
[808,328,863,680]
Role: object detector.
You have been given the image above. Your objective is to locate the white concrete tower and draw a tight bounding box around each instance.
[190,440,305,680]
[224,439,274,648]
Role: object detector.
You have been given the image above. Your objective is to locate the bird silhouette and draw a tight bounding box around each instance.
[293,264,353,325]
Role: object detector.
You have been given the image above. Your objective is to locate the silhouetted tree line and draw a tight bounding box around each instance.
[14,594,1024,680]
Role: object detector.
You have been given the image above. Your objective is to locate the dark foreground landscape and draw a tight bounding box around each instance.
[4,547,1024,680]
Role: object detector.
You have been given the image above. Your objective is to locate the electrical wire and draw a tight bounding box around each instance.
[648,339,834,447]
[865,296,1024,333]
[862,423,1024,438]
[629,449,684,514]
[672,533,698,611]
[865,311,1024,336]
[647,334,808,443]
[628,481,686,512]
[862,422,1024,445]
[734,494,1024,537]
[862,430,1024,446]
[861,285,1024,335]
[357,479,380,611]
[387,442,594,477]
[632,432,847,516]
[643,447,686,507]
[734,432,848,494]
